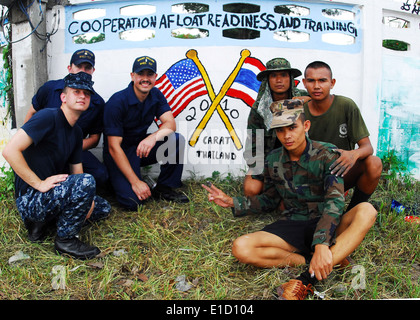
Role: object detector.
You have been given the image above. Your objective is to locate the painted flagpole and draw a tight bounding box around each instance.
[187,49,250,149]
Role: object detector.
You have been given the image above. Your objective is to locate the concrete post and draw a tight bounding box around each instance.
[10,0,48,127]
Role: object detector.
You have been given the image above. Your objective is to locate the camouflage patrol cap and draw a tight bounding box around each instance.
[269,99,304,129]
[63,72,94,94]
[257,58,302,81]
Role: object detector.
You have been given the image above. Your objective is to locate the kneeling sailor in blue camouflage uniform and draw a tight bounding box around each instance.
[202,99,377,300]
[2,72,111,260]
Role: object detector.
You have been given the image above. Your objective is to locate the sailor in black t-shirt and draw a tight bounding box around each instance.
[2,72,111,260]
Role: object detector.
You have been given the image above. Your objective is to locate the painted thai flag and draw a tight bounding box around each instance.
[156,58,207,118]
[226,56,266,107]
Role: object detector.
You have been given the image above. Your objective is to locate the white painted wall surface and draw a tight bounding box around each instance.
[3,0,419,179]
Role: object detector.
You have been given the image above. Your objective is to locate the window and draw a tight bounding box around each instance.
[73,9,106,20]
[172,28,209,39]
[320,8,356,46]
[170,3,210,39]
[274,5,310,16]
[172,3,209,13]
[322,9,355,20]
[223,28,260,40]
[120,5,156,16]
[119,29,155,41]
[73,33,105,44]
[383,39,409,51]
[223,3,260,13]
[322,33,355,45]
[222,3,260,39]
[72,9,106,44]
[383,16,410,28]
[274,30,309,42]
[118,5,156,41]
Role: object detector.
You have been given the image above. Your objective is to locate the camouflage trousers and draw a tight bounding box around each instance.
[16,174,111,239]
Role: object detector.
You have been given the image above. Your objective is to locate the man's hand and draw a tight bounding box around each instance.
[36,174,69,193]
[309,244,333,281]
[136,135,157,158]
[330,137,374,177]
[201,183,234,208]
[132,180,152,201]
[329,149,357,177]
[136,110,177,159]
[292,96,311,103]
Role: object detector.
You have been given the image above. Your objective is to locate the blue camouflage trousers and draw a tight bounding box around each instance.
[16,174,111,239]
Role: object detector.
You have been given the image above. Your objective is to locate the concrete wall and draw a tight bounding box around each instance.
[3,0,420,179]
[378,1,420,179]
[46,0,366,179]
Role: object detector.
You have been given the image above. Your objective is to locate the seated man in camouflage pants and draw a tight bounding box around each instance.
[202,100,377,300]
[2,72,111,260]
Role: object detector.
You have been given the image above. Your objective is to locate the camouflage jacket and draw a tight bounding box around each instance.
[233,138,344,248]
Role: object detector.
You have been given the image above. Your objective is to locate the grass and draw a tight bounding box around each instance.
[0,167,419,301]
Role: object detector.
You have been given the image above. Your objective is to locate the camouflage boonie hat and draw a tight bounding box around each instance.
[269,99,304,129]
[256,58,302,81]
[63,72,94,94]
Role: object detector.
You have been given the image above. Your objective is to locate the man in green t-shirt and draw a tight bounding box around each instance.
[302,61,382,211]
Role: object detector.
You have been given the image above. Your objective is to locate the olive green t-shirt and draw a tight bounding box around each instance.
[303,95,369,150]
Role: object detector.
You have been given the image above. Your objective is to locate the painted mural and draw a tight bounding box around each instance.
[0,5,11,170]
[3,0,419,179]
[65,0,362,53]
[0,46,12,170]
[374,0,420,180]
[61,0,363,177]
[400,0,420,15]
[155,48,265,151]
[378,54,420,179]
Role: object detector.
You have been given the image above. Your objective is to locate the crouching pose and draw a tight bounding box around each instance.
[103,56,188,210]
[202,100,376,300]
[2,72,111,260]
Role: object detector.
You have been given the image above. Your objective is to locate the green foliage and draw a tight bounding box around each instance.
[171,29,208,39]
[205,171,241,194]
[74,33,105,44]
[0,165,14,201]
[382,39,408,51]
[380,149,407,179]
[1,44,14,123]
[2,45,13,93]
[179,3,209,13]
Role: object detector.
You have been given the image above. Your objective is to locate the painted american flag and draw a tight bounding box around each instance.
[225,56,266,107]
[155,58,208,118]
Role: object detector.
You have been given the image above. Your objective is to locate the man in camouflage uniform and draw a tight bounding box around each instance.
[243,57,309,197]
[203,100,377,300]
[2,72,111,260]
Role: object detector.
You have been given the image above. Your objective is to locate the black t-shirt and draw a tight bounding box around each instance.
[15,108,82,197]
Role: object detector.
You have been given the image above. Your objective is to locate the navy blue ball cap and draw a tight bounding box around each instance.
[63,72,94,93]
[132,56,157,74]
[70,49,95,67]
